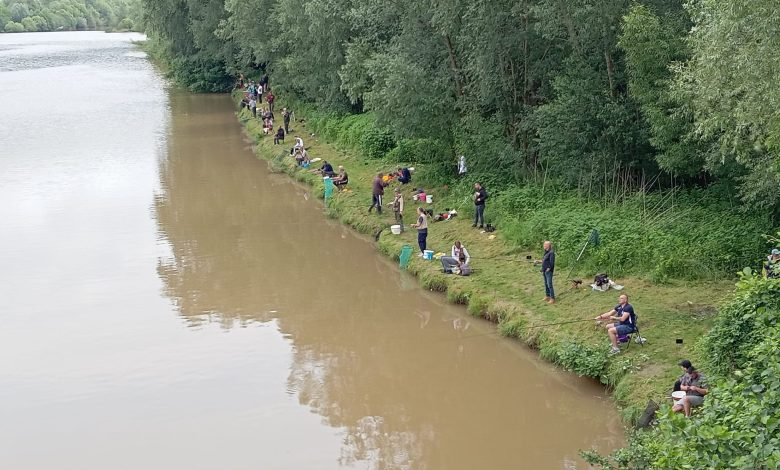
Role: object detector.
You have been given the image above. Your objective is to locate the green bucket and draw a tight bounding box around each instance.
[399,244,414,269]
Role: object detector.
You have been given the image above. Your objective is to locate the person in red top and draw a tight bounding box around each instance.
[266,90,275,114]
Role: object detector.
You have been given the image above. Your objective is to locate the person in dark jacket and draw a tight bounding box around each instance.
[313,160,335,177]
[540,240,555,304]
[472,182,488,228]
[274,127,285,145]
[396,167,412,184]
[369,173,388,214]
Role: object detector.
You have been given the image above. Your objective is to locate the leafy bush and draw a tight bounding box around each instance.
[491,185,772,279]
[168,56,233,92]
[4,21,24,33]
[700,273,780,376]
[360,126,395,159]
[555,340,609,378]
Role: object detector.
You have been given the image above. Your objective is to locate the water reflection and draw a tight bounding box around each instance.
[153,92,623,468]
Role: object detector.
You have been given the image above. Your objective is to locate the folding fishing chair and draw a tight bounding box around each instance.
[620,320,644,350]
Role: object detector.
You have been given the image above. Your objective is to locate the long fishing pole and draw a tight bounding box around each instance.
[435,317,601,343]
[524,317,598,329]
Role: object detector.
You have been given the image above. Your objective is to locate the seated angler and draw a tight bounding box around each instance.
[274,127,285,145]
[441,241,471,274]
[673,366,708,417]
[594,294,637,355]
[332,166,349,189]
[312,160,335,177]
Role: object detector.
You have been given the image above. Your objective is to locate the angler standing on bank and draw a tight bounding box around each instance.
[541,240,556,304]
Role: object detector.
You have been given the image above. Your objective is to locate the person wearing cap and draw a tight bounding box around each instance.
[673,366,708,417]
[765,248,780,279]
[673,360,693,392]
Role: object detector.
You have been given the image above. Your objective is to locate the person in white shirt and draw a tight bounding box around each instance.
[441,241,470,273]
[294,136,304,151]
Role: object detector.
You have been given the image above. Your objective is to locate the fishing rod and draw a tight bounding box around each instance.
[434,317,601,344]
[468,256,536,264]
[523,317,599,329]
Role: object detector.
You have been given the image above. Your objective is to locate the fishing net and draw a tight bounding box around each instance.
[323,178,335,203]
[399,245,414,269]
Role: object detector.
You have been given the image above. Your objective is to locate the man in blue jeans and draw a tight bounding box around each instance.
[540,240,555,304]
[472,182,488,228]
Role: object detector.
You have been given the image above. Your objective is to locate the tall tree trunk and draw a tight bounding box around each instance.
[443,34,464,98]
[605,50,616,97]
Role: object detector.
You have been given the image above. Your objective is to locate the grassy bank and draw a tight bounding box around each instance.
[233,92,741,423]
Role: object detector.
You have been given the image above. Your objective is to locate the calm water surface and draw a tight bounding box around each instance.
[0,32,624,469]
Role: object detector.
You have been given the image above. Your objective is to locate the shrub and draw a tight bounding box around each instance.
[4,21,24,33]
[700,273,780,376]
[555,340,609,378]
[491,185,772,279]
[360,126,395,159]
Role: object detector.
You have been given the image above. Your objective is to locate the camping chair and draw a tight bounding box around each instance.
[619,320,644,350]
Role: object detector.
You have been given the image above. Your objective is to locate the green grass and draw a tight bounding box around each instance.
[234,92,734,425]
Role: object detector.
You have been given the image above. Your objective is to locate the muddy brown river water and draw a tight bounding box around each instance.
[0,32,623,469]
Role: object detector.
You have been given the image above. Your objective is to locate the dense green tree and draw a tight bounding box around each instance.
[137,0,780,214]
[0,0,139,32]
[4,19,24,31]
[9,3,29,22]
[678,0,780,210]
[619,3,704,177]
[0,4,11,29]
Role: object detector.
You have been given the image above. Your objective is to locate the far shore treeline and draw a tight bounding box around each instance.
[0,0,141,33]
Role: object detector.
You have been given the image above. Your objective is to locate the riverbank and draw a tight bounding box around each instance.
[233,91,734,423]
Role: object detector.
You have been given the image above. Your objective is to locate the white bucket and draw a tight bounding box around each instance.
[390,225,402,235]
[425,194,433,204]
[423,250,434,260]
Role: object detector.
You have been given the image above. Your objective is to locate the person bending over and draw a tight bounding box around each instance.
[396,167,412,184]
[595,294,637,355]
[313,160,335,177]
[441,241,470,274]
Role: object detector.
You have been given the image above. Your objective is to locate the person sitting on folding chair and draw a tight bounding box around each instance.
[595,294,637,355]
